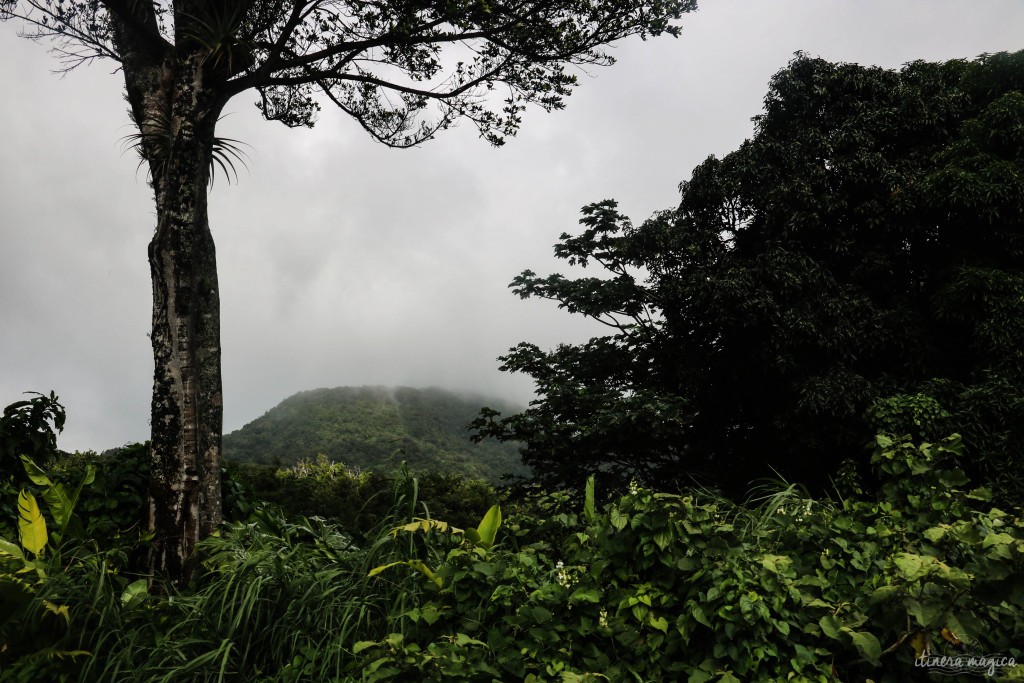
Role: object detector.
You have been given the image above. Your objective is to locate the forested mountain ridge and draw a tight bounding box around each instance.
[222,386,528,482]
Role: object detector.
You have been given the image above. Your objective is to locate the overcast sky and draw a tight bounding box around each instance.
[2,1,1023,452]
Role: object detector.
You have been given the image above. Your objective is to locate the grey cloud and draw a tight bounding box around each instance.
[2,0,1022,450]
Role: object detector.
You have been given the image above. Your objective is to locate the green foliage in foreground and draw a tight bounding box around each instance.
[0,478,430,682]
[0,392,66,540]
[2,433,1023,681]
[356,434,1024,682]
[229,455,499,536]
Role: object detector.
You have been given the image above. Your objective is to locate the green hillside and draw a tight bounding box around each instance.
[222,386,528,481]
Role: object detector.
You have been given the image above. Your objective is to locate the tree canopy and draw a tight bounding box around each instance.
[474,51,1024,497]
[2,0,694,581]
[2,0,692,147]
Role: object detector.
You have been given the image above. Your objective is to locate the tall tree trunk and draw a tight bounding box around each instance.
[144,54,224,583]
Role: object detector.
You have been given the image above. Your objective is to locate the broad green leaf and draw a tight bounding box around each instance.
[472,560,496,577]
[676,556,697,571]
[407,560,443,588]
[475,505,502,550]
[869,585,900,605]
[690,604,711,628]
[584,475,596,523]
[893,552,927,580]
[64,464,97,530]
[609,507,628,531]
[41,483,73,533]
[907,598,944,627]
[0,537,26,563]
[454,633,486,647]
[688,669,714,683]
[368,560,443,588]
[982,532,1015,547]
[121,579,149,606]
[818,615,842,640]
[352,640,377,654]
[649,614,669,633]
[967,487,993,501]
[18,491,47,556]
[569,587,602,603]
[847,630,882,665]
[422,606,444,625]
[20,455,51,487]
[937,469,969,487]
[760,554,792,574]
[530,606,552,623]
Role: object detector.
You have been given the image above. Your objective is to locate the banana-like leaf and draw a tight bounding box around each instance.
[62,464,96,536]
[368,561,405,577]
[18,491,48,557]
[23,458,95,540]
[407,560,443,588]
[475,505,502,550]
[121,578,149,607]
[41,484,73,533]
[368,560,443,588]
[20,455,51,487]
[584,475,596,523]
[0,537,26,563]
[389,518,463,536]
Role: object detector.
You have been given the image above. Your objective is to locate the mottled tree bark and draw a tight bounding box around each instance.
[115,24,226,581]
[146,57,225,581]
[147,129,223,581]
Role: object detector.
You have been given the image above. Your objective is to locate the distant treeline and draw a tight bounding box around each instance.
[222,386,529,483]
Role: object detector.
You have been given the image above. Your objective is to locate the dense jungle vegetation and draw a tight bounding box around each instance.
[3,51,1024,681]
[223,386,528,482]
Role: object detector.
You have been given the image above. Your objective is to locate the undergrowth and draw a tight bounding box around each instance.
[1,433,1023,681]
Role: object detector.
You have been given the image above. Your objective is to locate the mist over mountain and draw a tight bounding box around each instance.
[222,386,528,482]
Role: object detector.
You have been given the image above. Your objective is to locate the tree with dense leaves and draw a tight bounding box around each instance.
[0,392,65,478]
[0,0,694,581]
[474,51,1024,498]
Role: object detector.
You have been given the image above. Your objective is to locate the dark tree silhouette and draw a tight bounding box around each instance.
[475,52,1024,499]
[0,0,694,581]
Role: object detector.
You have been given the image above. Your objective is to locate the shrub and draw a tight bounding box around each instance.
[229,456,499,538]
[358,434,1024,682]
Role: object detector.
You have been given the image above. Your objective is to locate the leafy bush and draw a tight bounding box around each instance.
[0,392,66,538]
[0,392,65,474]
[55,445,150,545]
[1,471,431,682]
[3,433,1022,682]
[230,455,499,538]
[357,434,1024,682]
